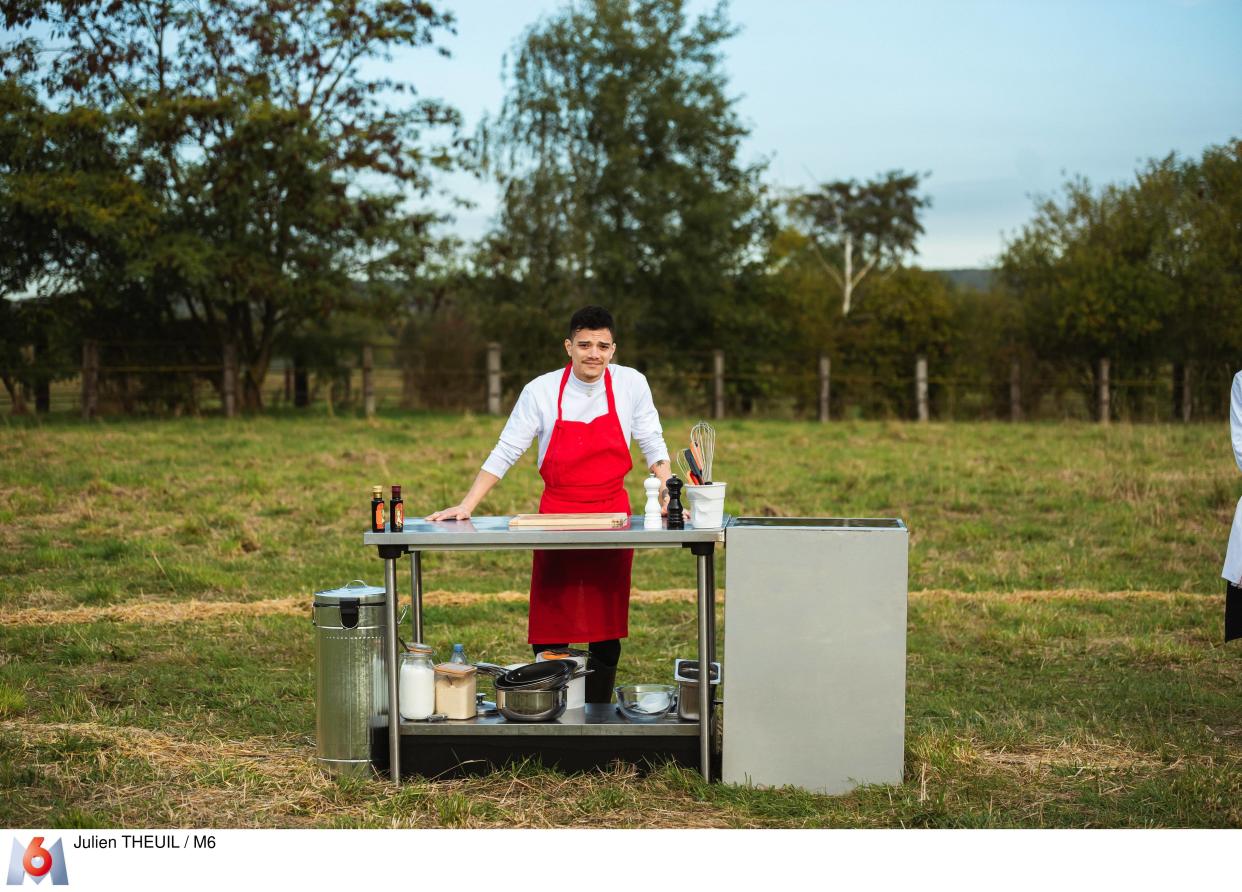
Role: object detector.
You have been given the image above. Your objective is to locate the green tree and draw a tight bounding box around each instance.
[0,79,164,411]
[1000,176,1169,365]
[840,267,953,417]
[1171,141,1242,360]
[998,141,1242,419]
[479,0,772,368]
[2,0,459,409]
[787,170,931,316]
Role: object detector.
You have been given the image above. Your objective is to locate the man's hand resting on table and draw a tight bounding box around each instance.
[424,470,499,522]
[425,505,472,521]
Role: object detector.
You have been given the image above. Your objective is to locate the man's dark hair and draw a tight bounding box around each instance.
[567,306,616,341]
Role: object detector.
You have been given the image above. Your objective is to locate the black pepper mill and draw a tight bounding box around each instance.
[666,475,685,530]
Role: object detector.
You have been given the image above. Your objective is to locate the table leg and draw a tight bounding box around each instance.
[383,556,401,784]
[410,551,424,644]
[696,549,712,781]
[706,550,717,668]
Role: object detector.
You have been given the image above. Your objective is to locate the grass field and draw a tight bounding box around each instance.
[1,411,1239,827]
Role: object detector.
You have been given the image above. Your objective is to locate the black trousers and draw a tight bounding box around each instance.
[1228,582,1241,643]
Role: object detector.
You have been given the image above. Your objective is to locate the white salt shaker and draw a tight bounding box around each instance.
[644,474,662,527]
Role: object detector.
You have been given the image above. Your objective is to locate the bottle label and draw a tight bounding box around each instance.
[374,503,384,531]
[394,503,404,528]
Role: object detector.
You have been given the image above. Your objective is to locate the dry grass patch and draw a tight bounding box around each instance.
[2,718,345,827]
[2,587,1211,629]
[0,597,309,628]
[0,588,726,627]
[1,718,750,828]
[910,589,1211,604]
[966,737,1164,776]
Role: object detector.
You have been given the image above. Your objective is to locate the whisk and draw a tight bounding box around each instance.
[690,420,716,483]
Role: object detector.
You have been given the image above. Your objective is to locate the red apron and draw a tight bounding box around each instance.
[528,364,634,644]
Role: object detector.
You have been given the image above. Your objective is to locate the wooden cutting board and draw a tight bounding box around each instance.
[508,513,630,529]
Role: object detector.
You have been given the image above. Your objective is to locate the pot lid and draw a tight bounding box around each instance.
[674,659,721,683]
[314,579,386,604]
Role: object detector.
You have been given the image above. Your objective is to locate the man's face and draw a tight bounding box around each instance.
[564,327,616,383]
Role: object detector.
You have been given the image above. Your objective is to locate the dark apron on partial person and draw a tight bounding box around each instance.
[1228,582,1241,643]
[528,364,634,645]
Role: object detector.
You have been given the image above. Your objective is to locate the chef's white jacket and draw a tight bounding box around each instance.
[1222,371,1242,584]
[482,363,670,479]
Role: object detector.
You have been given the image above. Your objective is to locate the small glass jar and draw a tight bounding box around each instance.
[434,662,478,720]
[399,644,436,721]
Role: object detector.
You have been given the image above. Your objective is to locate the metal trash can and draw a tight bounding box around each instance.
[312,579,388,777]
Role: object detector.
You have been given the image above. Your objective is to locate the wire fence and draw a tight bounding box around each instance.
[1,341,1236,423]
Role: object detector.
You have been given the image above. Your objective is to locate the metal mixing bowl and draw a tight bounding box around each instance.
[494,685,567,722]
[614,684,676,722]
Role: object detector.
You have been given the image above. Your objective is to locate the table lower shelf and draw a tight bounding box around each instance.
[397,703,699,737]
[375,705,717,779]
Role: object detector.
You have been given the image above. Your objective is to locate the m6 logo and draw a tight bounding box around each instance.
[6,838,68,886]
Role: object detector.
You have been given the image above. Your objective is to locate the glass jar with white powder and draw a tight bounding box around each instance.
[398,644,436,721]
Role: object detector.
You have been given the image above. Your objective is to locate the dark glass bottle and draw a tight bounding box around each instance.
[370,485,385,533]
[666,475,685,530]
[390,484,404,532]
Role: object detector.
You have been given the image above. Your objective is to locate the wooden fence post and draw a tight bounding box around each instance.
[1097,357,1110,424]
[1009,358,1022,422]
[222,342,237,419]
[1181,361,1192,423]
[713,349,725,420]
[818,355,831,423]
[362,345,375,418]
[915,355,929,422]
[487,342,502,415]
[81,340,99,420]
[293,359,309,409]
[33,339,50,414]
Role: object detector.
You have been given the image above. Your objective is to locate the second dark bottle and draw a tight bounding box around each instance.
[389,484,404,532]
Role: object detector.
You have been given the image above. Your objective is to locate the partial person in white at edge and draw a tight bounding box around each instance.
[1221,370,1242,643]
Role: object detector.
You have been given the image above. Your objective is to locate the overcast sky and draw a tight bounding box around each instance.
[401,0,1242,269]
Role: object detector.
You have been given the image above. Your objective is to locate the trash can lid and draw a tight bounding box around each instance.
[314,579,387,605]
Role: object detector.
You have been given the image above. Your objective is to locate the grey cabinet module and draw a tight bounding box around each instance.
[722,518,908,794]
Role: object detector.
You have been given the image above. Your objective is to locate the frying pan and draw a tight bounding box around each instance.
[476,660,591,691]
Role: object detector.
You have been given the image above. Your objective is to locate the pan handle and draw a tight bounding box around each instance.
[493,667,594,690]
[472,662,508,678]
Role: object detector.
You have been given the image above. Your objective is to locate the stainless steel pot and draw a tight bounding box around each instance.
[674,659,721,722]
[494,684,568,722]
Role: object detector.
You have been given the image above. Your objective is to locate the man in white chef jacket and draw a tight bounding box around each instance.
[426,306,676,699]
[1222,371,1242,642]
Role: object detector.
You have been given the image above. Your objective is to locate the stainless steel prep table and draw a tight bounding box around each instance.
[364,515,728,783]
